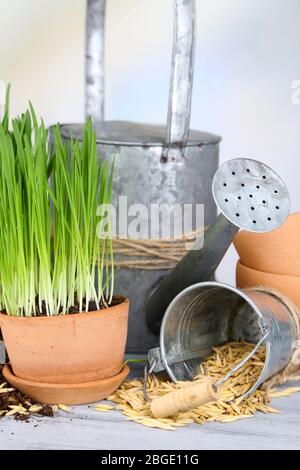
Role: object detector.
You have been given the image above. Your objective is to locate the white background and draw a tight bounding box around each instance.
[1,0,299,284]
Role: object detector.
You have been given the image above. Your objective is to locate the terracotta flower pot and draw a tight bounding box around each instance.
[234,212,300,276]
[236,261,300,309]
[0,299,129,385]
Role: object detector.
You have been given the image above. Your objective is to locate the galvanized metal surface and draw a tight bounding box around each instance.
[154,282,297,398]
[162,0,196,162]
[85,0,197,161]
[60,120,220,146]
[246,289,297,388]
[85,0,105,121]
[213,158,290,233]
[145,212,238,335]
[146,158,290,335]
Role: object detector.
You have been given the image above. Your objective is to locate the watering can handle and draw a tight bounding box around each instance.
[86,0,105,122]
[85,0,196,162]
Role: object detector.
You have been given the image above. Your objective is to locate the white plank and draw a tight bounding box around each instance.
[0,374,300,450]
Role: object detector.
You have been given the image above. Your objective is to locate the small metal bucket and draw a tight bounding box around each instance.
[148,282,297,397]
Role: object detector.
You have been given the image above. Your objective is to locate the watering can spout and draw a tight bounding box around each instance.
[146,214,238,335]
[146,158,290,336]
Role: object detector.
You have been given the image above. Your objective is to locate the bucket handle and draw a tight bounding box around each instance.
[85,0,196,163]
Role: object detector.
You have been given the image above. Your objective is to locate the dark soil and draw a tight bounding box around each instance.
[1,295,124,317]
[0,365,54,421]
[60,295,124,316]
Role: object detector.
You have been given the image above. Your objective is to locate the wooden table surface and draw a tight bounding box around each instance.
[0,361,300,450]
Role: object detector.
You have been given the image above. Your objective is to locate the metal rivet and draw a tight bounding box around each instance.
[249,194,253,198]
[225,199,228,202]
[262,176,266,179]
[223,183,227,187]
[241,183,245,187]
[268,217,271,221]
[262,200,266,204]
[246,169,250,173]
[253,220,257,224]
[232,171,236,175]
[276,206,279,209]
[256,185,260,189]
[237,196,241,200]
[251,207,254,210]
[274,190,278,194]
[236,213,240,217]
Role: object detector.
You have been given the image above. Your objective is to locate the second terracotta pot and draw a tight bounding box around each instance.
[0,299,129,384]
[234,212,300,276]
[236,261,300,310]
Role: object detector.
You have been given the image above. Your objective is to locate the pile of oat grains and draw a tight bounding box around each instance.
[107,341,300,430]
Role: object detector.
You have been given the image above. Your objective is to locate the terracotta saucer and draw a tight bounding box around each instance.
[3,363,129,405]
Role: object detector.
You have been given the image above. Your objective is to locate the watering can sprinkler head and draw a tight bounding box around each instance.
[212,158,290,233]
[146,158,290,336]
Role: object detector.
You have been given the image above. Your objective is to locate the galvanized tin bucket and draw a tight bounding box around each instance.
[148,282,297,397]
[57,0,221,353]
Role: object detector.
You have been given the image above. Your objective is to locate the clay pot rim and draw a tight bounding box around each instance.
[0,297,129,323]
[237,260,300,280]
[234,212,300,244]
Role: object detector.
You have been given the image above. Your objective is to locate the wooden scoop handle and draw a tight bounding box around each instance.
[150,377,220,419]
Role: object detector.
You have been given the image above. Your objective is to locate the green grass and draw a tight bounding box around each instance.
[0,86,114,316]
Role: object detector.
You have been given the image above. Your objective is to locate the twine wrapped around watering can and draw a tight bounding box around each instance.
[109,229,205,271]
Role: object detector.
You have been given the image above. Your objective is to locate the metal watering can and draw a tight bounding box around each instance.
[58,0,221,353]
